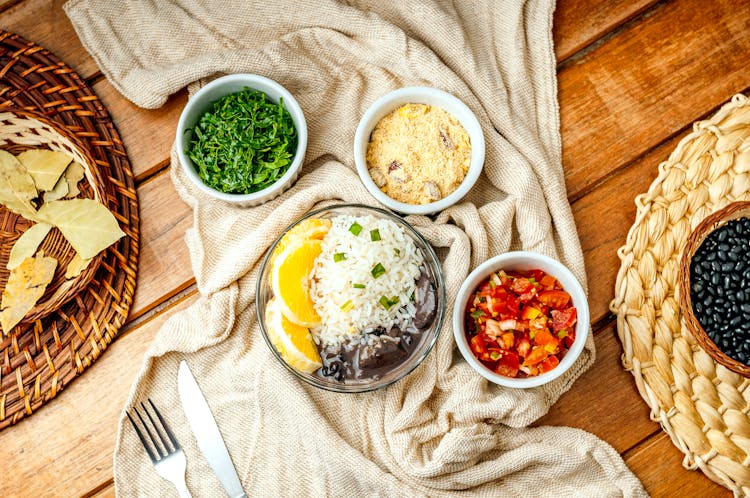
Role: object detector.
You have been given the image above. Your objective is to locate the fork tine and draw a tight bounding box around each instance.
[126,410,158,463]
[135,404,166,459]
[142,400,174,454]
[149,398,181,450]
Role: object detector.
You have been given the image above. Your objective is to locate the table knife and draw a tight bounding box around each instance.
[177,360,247,498]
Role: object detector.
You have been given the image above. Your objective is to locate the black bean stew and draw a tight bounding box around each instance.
[690,218,750,363]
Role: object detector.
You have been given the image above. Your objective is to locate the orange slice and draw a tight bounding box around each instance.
[264,297,322,373]
[269,218,331,269]
[271,237,323,327]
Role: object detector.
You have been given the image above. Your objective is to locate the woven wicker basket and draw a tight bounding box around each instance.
[678,201,750,378]
[0,107,105,327]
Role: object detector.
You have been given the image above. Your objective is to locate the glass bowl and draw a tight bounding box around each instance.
[256,203,445,393]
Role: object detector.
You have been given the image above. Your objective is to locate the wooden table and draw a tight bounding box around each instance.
[0,0,747,496]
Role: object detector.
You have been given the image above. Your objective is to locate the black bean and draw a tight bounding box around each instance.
[730,316,743,327]
[712,273,721,286]
[741,303,750,313]
[704,295,713,307]
[718,243,730,252]
[724,275,732,288]
[707,252,717,262]
[712,261,722,272]
[693,282,704,293]
[729,251,739,261]
[718,250,728,261]
[716,286,725,297]
[713,312,722,325]
[736,261,746,272]
[718,230,728,242]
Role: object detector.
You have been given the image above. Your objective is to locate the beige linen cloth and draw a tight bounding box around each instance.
[66,0,647,496]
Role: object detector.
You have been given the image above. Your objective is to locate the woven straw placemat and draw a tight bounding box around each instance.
[612,94,750,495]
[0,31,139,430]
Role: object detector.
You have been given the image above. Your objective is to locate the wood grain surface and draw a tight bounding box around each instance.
[0,0,745,496]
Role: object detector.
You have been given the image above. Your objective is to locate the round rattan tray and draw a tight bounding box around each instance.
[0,31,139,430]
[612,94,750,495]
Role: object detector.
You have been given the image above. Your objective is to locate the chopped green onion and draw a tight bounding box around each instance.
[557,329,569,339]
[470,309,485,319]
[370,229,381,241]
[379,295,399,309]
[409,291,415,302]
[340,300,354,312]
[349,222,362,236]
[333,252,346,262]
[489,280,496,289]
[490,351,501,361]
[371,263,386,279]
[529,277,537,284]
[530,330,537,340]
[353,283,366,289]
[394,248,400,256]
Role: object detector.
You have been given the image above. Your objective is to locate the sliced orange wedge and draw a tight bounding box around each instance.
[271,237,323,327]
[265,297,322,373]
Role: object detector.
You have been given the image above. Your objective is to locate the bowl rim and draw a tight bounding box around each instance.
[452,251,590,388]
[353,86,485,215]
[255,202,446,393]
[677,200,750,377]
[175,73,307,204]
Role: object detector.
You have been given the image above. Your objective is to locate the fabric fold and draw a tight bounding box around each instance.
[64,0,647,495]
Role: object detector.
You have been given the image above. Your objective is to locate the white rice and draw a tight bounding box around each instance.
[309,214,423,346]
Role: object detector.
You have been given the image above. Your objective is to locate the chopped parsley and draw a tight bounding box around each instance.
[470,309,485,319]
[186,88,297,194]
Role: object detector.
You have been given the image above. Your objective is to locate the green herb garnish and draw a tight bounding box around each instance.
[371,263,386,278]
[470,309,485,319]
[394,248,400,256]
[333,252,346,262]
[349,222,362,236]
[557,329,569,339]
[353,283,366,289]
[379,295,399,309]
[340,300,354,312]
[370,229,381,241]
[186,88,297,194]
[490,351,501,361]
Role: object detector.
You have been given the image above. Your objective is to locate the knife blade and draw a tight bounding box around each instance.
[178,360,247,498]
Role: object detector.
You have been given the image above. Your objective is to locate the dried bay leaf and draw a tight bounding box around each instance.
[43,174,69,202]
[0,150,38,219]
[65,162,85,198]
[65,252,91,279]
[0,251,57,334]
[37,198,125,260]
[7,222,52,270]
[16,149,72,192]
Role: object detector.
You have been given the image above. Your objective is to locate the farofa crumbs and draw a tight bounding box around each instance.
[366,103,471,205]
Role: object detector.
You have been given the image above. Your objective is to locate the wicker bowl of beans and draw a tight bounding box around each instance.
[678,201,750,377]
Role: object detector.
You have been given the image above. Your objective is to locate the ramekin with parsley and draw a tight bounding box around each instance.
[186,87,298,194]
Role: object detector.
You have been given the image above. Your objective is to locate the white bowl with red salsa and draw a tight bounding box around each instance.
[453,252,589,388]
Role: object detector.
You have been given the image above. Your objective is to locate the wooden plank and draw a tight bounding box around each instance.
[86,483,115,498]
[94,82,188,180]
[553,0,659,62]
[0,0,99,78]
[0,291,198,498]
[130,172,195,319]
[625,432,731,497]
[535,324,655,453]
[559,0,750,201]
[572,135,678,322]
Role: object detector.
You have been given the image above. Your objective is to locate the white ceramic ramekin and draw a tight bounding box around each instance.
[176,74,307,206]
[453,251,590,389]
[353,87,485,215]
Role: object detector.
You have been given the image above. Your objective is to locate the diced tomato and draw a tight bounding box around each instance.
[470,334,487,356]
[465,268,577,378]
[551,307,577,332]
[510,277,534,295]
[539,355,560,373]
[500,332,515,349]
[537,290,571,309]
[539,275,557,290]
[494,351,520,377]
[522,346,548,366]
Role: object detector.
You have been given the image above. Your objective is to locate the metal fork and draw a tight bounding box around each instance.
[127,399,192,498]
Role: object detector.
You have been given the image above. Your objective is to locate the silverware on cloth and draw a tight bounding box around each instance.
[178,360,247,498]
[127,400,192,498]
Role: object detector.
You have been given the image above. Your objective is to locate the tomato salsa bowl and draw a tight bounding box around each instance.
[452,252,589,388]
